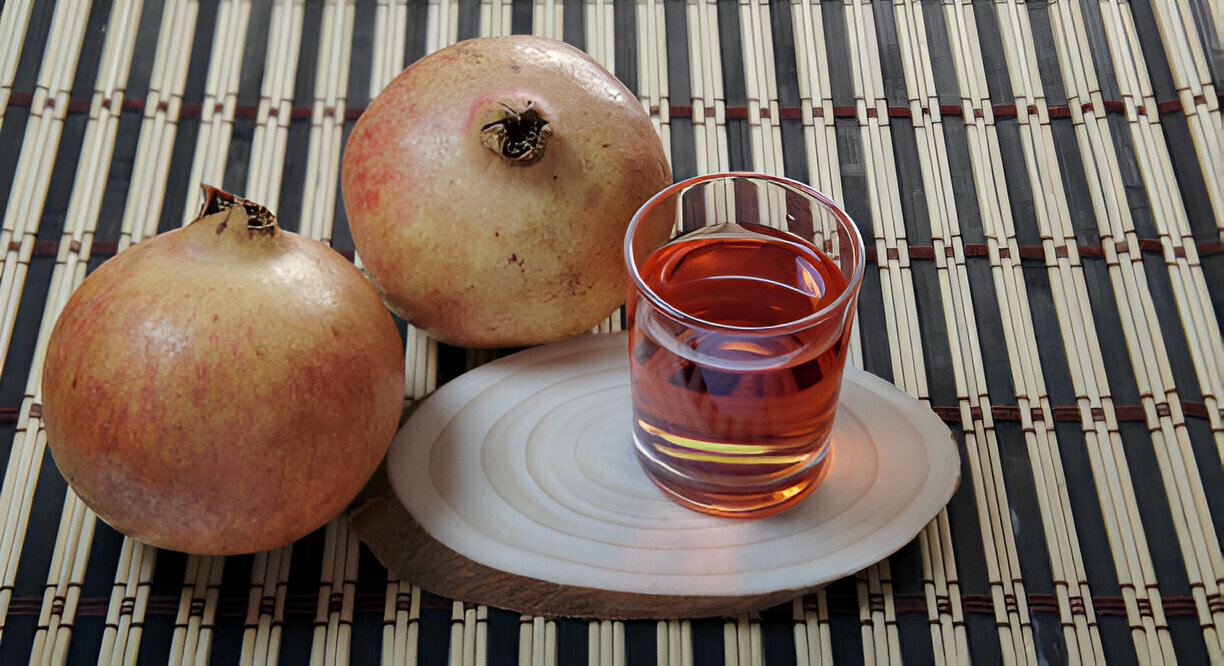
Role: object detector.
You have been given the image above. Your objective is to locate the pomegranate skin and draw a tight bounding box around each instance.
[341,35,672,348]
[41,190,406,555]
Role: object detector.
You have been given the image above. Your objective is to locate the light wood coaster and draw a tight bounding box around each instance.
[349,333,959,619]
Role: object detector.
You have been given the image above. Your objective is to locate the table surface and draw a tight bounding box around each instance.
[1,0,1221,664]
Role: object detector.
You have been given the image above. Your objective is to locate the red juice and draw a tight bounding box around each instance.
[628,222,853,517]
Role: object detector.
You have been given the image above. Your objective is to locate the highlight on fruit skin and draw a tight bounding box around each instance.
[40,185,407,556]
[341,34,673,349]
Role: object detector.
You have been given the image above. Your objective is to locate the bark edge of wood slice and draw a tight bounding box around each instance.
[348,332,959,619]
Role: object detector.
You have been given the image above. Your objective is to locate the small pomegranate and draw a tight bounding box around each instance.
[341,35,672,348]
[41,187,406,555]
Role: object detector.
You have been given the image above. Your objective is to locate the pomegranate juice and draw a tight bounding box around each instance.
[628,222,853,517]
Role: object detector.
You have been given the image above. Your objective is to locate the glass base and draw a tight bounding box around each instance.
[635,438,834,519]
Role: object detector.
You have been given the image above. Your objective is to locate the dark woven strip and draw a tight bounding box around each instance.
[5,401,1212,425]
[0,400,1213,428]
[20,239,1220,264]
[6,91,1223,122]
[26,240,1224,261]
[3,591,1213,619]
[929,401,1216,423]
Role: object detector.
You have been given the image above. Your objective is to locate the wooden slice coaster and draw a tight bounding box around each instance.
[349,333,959,619]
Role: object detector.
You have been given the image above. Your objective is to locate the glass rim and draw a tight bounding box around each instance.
[624,172,866,335]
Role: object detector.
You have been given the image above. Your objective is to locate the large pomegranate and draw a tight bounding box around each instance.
[41,187,406,555]
[341,35,672,348]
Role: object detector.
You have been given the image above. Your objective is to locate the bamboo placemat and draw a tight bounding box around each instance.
[0,0,1220,663]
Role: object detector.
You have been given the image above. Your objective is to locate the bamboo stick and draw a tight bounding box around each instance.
[953,0,1175,660]
[1147,0,1223,220]
[381,579,420,666]
[685,0,727,174]
[582,0,602,70]
[240,547,292,665]
[110,542,155,666]
[905,1,1112,663]
[585,618,624,666]
[425,0,458,55]
[369,0,406,98]
[1101,0,1224,435]
[0,0,92,380]
[947,2,1110,648]
[888,10,1002,665]
[794,0,861,371]
[178,0,249,224]
[26,0,146,656]
[0,0,37,129]
[844,3,977,663]
[844,1,907,662]
[168,555,224,665]
[1042,2,1223,658]
[992,2,1147,661]
[639,0,670,162]
[656,619,693,666]
[120,0,200,248]
[516,615,556,666]
[598,0,617,73]
[0,2,97,651]
[447,601,464,666]
[738,0,782,175]
[533,0,555,40]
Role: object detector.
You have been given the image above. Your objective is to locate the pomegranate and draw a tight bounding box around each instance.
[41,186,406,555]
[341,35,672,348]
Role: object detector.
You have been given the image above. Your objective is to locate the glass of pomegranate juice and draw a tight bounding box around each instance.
[625,173,865,518]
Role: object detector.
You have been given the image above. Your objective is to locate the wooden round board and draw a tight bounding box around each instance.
[348,332,960,619]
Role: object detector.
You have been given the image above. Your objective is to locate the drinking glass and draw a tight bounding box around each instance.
[624,173,865,517]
